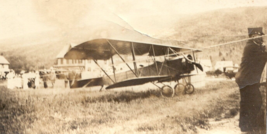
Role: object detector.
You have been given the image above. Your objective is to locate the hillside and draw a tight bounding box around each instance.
[0,6,267,72]
[161,6,267,41]
[160,6,267,66]
[0,20,147,72]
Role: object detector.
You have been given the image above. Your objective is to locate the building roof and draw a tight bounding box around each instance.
[56,44,72,58]
[0,55,9,64]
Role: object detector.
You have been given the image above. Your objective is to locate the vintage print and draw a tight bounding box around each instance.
[0,0,266,133]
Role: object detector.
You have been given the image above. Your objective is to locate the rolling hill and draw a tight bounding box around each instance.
[159,6,267,67]
[0,20,155,72]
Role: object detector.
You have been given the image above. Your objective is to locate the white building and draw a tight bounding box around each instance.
[199,59,212,72]
[54,45,110,78]
[54,45,153,79]
[214,61,234,72]
[0,55,10,77]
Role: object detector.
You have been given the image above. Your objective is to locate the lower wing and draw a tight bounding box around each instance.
[158,74,196,82]
[106,76,168,89]
[72,77,104,88]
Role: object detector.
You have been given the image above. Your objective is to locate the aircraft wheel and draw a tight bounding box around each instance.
[184,84,194,94]
[161,85,174,97]
[174,84,185,96]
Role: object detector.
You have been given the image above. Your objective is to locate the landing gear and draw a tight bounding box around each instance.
[153,78,195,97]
[184,83,194,94]
[161,85,175,97]
[179,76,195,94]
[174,83,185,96]
[174,83,195,95]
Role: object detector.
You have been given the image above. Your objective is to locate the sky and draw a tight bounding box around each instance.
[0,0,267,40]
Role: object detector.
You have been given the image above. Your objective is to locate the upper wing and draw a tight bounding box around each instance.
[63,38,201,60]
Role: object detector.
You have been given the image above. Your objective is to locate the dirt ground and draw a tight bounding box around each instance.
[0,79,265,134]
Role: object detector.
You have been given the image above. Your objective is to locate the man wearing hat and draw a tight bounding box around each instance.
[235,27,266,133]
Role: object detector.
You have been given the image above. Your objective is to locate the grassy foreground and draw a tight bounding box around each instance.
[0,80,252,134]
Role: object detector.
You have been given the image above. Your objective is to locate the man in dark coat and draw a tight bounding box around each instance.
[235,27,266,133]
[42,70,48,88]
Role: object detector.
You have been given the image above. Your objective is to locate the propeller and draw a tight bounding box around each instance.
[192,62,203,71]
[168,48,204,72]
[182,54,204,72]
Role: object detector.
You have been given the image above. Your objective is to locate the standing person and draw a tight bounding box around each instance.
[14,74,22,89]
[29,70,35,89]
[50,67,56,88]
[22,71,28,90]
[64,71,69,88]
[6,70,15,89]
[68,71,76,88]
[235,27,266,133]
[43,69,48,88]
[35,71,40,89]
[0,72,3,80]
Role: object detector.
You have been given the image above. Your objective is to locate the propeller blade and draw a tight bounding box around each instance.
[192,62,203,72]
[182,53,203,72]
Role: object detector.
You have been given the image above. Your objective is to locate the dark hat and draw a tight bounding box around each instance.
[248,27,265,36]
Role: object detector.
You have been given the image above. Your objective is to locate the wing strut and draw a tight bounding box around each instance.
[130,42,138,76]
[158,48,169,75]
[151,45,159,74]
[93,59,115,83]
[192,50,199,73]
[107,40,138,77]
[110,46,117,82]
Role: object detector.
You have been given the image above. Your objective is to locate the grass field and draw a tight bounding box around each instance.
[0,80,265,134]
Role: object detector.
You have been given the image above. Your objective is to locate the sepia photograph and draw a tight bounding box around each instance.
[0,0,266,133]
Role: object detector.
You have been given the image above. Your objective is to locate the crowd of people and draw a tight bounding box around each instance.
[5,68,57,90]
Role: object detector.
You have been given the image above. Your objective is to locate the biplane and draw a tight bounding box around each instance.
[63,38,203,97]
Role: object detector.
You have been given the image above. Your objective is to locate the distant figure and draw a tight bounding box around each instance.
[68,71,76,88]
[235,27,266,133]
[223,67,226,73]
[22,72,28,90]
[6,70,15,89]
[50,69,56,88]
[64,72,69,88]
[0,72,4,80]
[14,74,22,89]
[35,71,40,89]
[28,70,35,88]
[43,70,48,88]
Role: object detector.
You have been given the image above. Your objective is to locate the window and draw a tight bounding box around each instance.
[61,59,63,64]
